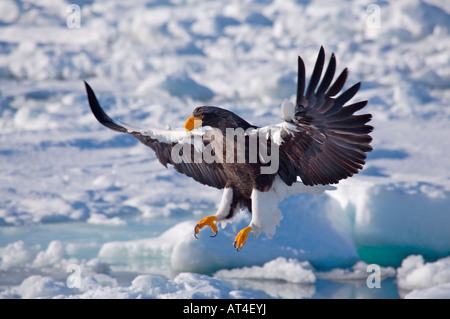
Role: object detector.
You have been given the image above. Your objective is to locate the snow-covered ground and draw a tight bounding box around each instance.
[1,0,449,299]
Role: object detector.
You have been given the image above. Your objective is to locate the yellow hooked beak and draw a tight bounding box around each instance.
[184,115,203,132]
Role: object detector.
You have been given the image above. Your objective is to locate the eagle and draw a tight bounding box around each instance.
[85,47,373,251]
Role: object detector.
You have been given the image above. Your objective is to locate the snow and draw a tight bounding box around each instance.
[398,255,450,293]
[215,257,316,284]
[16,275,69,299]
[1,0,450,299]
[317,261,396,282]
[404,283,450,299]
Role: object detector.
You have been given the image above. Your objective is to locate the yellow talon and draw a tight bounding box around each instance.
[194,216,218,238]
[233,226,252,251]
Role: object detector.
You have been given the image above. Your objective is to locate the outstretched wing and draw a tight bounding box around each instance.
[84,81,228,189]
[256,47,373,186]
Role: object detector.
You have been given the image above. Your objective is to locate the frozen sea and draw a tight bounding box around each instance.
[1,0,450,299]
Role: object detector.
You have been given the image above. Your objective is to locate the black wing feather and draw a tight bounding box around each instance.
[305,46,325,102]
[278,48,373,186]
[85,81,127,134]
[296,56,306,107]
[84,81,228,189]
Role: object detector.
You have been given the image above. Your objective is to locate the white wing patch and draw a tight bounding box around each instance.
[121,122,214,153]
[245,99,298,147]
[281,98,295,122]
[246,121,298,146]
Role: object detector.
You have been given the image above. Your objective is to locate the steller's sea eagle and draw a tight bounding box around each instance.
[84,47,373,251]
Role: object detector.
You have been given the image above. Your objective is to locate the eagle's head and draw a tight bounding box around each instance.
[185,106,256,133]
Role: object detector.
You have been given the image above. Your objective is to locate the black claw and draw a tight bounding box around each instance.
[233,241,242,252]
[194,224,200,239]
[195,224,218,239]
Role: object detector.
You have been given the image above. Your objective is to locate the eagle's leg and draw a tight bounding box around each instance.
[194,186,233,239]
[233,226,252,251]
[233,182,283,251]
[194,216,218,238]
